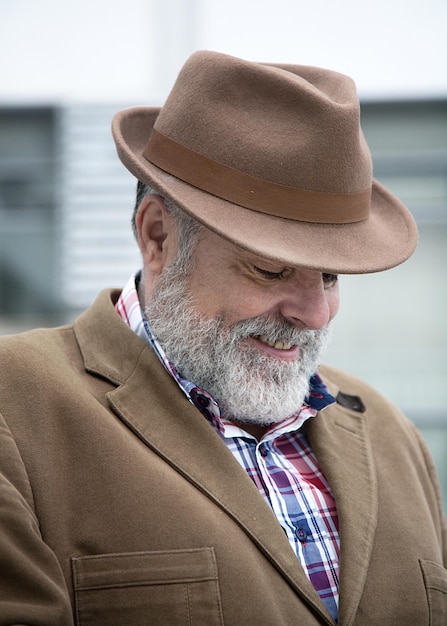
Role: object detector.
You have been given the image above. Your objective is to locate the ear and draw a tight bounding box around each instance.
[135,194,178,276]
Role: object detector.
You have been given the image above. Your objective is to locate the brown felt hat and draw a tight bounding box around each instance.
[112,50,418,274]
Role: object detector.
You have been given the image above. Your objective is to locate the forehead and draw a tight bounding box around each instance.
[196,225,290,270]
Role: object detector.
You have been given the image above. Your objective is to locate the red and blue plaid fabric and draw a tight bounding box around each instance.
[116,273,340,621]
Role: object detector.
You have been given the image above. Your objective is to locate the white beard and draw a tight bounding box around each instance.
[144,266,332,426]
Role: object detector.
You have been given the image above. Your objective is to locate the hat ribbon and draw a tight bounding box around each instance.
[144,129,370,224]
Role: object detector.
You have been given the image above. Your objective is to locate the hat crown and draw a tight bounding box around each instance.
[111,50,418,274]
[152,51,372,194]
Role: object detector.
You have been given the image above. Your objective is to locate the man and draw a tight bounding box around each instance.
[0,51,445,625]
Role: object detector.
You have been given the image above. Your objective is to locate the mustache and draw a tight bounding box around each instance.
[226,313,327,348]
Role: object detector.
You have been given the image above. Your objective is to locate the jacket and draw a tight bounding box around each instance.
[0,288,446,625]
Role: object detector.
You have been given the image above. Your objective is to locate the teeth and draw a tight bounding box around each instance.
[256,335,293,350]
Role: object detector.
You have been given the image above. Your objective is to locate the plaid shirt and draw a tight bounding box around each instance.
[116,273,340,622]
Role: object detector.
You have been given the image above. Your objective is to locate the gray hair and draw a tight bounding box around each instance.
[132,181,204,272]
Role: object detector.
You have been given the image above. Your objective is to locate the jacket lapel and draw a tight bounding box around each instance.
[306,384,379,626]
[106,346,335,624]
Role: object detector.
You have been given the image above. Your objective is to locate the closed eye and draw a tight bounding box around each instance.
[254,266,286,280]
[254,266,338,287]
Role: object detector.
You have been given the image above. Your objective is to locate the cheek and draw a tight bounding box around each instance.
[190,281,270,325]
[186,273,228,319]
[218,288,279,327]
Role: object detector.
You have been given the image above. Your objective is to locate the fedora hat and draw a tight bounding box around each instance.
[112,50,417,274]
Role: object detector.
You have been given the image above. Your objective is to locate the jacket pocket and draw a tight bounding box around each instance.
[419,559,447,626]
[72,547,224,625]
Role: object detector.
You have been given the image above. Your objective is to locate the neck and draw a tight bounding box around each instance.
[233,421,271,441]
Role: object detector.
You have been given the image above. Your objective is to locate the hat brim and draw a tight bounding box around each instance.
[112,106,418,275]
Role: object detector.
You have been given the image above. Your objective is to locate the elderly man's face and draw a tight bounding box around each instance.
[186,228,340,356]
[143,216,339,427]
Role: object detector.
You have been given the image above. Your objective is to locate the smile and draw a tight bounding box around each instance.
[254,335,295,350]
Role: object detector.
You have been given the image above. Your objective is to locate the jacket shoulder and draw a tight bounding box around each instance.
[0,324,76,367]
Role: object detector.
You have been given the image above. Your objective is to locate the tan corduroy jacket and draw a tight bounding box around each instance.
[0,289,446,625]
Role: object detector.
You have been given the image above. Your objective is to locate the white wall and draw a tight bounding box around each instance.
[1,0,447,104]
[196,0,447,99]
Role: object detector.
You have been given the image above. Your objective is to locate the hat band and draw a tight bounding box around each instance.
[143,129,370,224]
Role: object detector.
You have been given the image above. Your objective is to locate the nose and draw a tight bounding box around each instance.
[277,270,339,330]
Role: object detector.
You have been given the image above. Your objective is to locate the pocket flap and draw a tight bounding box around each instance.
[72,547,218,590]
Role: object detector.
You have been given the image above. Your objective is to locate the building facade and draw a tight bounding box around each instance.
[0,100,446,507]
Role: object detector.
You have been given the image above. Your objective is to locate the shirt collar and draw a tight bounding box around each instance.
[116,272,336,437]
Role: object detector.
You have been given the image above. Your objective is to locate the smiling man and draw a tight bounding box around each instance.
[138,199,338,432]
[0,51,446,625]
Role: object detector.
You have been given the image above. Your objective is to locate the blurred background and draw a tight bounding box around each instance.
[0,0,446,509]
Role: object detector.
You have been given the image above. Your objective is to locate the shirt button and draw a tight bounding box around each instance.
[296,527,308,542]
[191,390,210,408]
[259,445,268,457]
